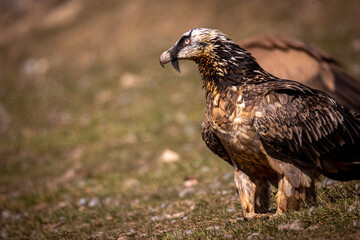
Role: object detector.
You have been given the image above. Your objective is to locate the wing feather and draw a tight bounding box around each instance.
[254,81,360,169]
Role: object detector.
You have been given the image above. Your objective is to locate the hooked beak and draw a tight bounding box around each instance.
[160,51,171,67]
[159,50,180,72]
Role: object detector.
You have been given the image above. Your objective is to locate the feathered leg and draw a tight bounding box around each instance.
[275,176,316,213]
[234,169,270,219]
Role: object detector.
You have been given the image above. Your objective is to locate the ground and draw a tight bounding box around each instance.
[0,0,360,239]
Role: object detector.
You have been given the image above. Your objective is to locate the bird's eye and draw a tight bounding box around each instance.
[184,38,191,45]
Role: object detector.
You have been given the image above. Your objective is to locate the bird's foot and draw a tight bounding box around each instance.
[243,212,273,221]
[268,211,283,220]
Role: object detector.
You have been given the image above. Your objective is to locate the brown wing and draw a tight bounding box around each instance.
[240,35,360,112]
[201,120,232,166]
[253,80,360,179]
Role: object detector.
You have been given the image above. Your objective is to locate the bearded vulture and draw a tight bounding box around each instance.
[160,28,360,219]
[240,35,360,112]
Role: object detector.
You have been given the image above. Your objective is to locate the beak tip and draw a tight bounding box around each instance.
[159,59,165,68]
[160,49,181,72]
[160,51,171,68]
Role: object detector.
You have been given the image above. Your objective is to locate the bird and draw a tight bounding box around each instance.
[240,35,360,112]
[160,28,360,219]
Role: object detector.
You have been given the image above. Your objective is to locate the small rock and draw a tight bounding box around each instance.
[159,149,180,163]
[54,201,70,210]
[221,190,230,195]
[206,226,220,231]
[209,179,221,189]
[123,178,139,188]
[326,179,336,186]
[278,220,304,231]
[308,225,319,230]
[88,197,101,207]
[347,205,356,213]
[308,206,317,216]
[226,207,235,212]
[104,197,113,206]
[247,232,260,240]
[117,236,129,240]
[322,179,336,188]
[23,58,49,75]
[184,229,192,235]
[222,171,233,181]
[151,216,161,221]
[126,229,136,236]
[77,180,86,188]
[92,232,104,238]
[178,188,195,198]
[104,197,120,207]
[2,210,11,220]
[353,220,358,227]
[167,212,185,219]
[147,206,158,212]
[201,166,210,172]
[77,197,87,206]
[184,200,196,210]
[119,72,146,89]
[184,177,198,187]
[1,230,8,239]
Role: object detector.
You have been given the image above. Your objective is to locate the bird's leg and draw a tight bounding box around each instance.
[275,176,316,213]
[233,169,271,220]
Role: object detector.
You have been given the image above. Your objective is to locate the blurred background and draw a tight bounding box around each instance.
[1,0,360,238]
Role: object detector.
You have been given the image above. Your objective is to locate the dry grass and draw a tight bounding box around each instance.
[0,0,360,239]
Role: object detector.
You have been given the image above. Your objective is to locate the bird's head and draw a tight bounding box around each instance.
[160,28,232,72]
[160,28,267,90]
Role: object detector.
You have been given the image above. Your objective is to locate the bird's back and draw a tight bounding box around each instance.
[240,35,360,112]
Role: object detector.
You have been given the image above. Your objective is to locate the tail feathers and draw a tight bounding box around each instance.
[323,162,360,181]
[332,67,360,113]
[320,141,360,181]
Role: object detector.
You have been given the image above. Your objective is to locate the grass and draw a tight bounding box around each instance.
[1,0,360,239]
